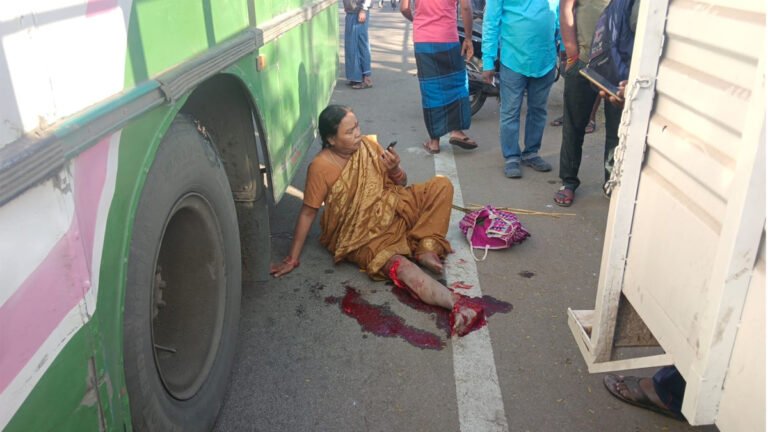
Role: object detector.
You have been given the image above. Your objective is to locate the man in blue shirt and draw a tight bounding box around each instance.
[482,0,559,178]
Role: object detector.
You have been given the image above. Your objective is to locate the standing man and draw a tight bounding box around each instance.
[553,0,622,206]
[345,0,374,89]
[401,0,478,154]
[482,0,559,178]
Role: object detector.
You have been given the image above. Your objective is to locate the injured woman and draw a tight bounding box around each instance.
[270,104,484,336]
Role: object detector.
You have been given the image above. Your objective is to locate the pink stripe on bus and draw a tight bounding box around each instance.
[86,0,118,17]
[0,139,110,393]
[0,224,89,393]
[75,139,109,272]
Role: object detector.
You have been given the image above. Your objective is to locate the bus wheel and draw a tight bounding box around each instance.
[124,115,241,431]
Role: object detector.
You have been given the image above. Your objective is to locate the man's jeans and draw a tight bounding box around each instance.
[499,64,555,164]
[653,366,686,414]
[559,62,621,190]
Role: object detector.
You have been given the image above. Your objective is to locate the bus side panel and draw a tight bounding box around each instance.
[1,135,127,430]
[4,329,98,431]
[242,3,339,202]
[89,106,181,430]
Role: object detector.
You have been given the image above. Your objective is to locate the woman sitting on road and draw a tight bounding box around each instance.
[270,104,483,336]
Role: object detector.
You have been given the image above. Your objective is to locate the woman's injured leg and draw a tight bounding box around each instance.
[386,255,481,336]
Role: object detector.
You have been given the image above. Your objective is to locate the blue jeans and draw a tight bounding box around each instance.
[499,64,555,163]
[344,12,371,82]
[653,366,686,414]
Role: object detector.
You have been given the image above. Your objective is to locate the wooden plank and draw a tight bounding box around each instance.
[583,354,672,374]
[682,54,766,425]
[642,147,727,226]
[656,60,751,132]
[666,1,764,60]
[567,308,596,364]
[646,117,735,203]
[663,37,757,87]
[588,0,670,363]
[652,95,738,170]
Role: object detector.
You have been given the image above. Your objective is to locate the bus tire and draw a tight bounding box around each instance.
[123,115,241,431]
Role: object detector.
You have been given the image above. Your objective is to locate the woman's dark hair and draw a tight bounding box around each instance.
[318,105,352,148]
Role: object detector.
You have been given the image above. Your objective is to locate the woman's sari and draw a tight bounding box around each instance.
[319,137,453,277]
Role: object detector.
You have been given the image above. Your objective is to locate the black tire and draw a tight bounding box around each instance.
[466,57,487,116]
[124,115,241,431]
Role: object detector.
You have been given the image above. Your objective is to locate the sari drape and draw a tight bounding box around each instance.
[319,137,453,277]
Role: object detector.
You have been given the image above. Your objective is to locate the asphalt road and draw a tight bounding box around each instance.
[214,6,717,432]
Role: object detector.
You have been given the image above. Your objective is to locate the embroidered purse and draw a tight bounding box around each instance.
[458,205,530,261]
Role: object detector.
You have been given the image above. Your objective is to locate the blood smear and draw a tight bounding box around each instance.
[325,286,513,344]
[449,281,473,291]
[326,287,445,350]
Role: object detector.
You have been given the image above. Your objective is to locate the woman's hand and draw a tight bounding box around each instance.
[270,256,300,277]
[358,9,367,23]
[380,146,401,173]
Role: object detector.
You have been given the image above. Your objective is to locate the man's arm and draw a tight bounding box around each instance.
[400,0,413,21]
[481,0,501,81]
[459,0,474,60]
[560,0,579,69]
[358,0,371,23]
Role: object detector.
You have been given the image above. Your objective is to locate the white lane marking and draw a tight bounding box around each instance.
[434,141,510,432]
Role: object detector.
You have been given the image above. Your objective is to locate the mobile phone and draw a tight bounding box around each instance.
[579,66,622,101]
[387,141,397,151]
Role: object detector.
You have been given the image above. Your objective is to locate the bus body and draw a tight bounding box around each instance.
[0,1,338,430]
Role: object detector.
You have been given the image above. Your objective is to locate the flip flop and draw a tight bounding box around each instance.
[422,140,440,154]
[550,116,564,126]
[448,136,478,150]
[553,186,575,207]
[603,374,686,421]
[585,119,597,134]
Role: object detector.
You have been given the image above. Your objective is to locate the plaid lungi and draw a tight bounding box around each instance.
[415,42,471,139]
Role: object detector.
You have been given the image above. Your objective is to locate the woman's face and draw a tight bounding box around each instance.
[328,111,361,155]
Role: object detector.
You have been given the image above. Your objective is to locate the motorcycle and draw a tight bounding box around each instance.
[458,15,500,116]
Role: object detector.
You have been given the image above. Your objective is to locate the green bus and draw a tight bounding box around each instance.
[0,0,338,430]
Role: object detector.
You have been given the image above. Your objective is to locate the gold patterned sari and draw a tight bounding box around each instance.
[320,137,453,277]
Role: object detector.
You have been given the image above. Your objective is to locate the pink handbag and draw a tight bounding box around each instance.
[458,205,530,261]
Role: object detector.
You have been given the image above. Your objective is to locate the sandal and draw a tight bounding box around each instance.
[448,135,478,150]
[550,115,563,127]
[585,119,597,134]
[351,81,373,90]
[553,186,575,207]
[603,374,685,421]
[422,140,440,154]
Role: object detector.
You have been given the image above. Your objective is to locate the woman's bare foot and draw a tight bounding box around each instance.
[416,251,443,274]
[450,295,485,337]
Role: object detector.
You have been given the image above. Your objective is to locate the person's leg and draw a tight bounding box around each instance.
[385,255,480,336]
[403,177,454,273]
[652,366,686,414]
[602,97,622,184]
[585,95,600,133]
[499,64,527,173]
[344,14,361,82]
[358,11,372,85]
[602,367,685,420]
[558,68,598,190]
[520,67,555,164]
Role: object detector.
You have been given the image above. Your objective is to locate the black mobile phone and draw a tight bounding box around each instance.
[387,141,397,151]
